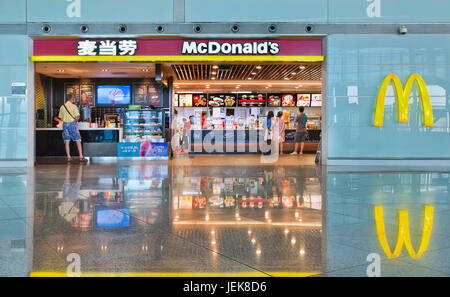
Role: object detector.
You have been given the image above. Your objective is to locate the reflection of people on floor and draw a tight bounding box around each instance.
[263,170,274,198]
[57,165,84,227]
[294,175,305,208]
[274,166,286,197]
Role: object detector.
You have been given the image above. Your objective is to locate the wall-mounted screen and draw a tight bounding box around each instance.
[311,94,322,107]
[178,94,193,107]
[133,83,162,106]
[193,94,207,107]
[208,94,236,107]
[281,94,296,107]
[238,93,266,107]
[96,85,131,105]
[267,94,282,107]
[297,94,311,107]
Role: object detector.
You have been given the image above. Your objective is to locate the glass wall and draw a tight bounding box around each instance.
[326,35,450,159]
[0,35,29,161]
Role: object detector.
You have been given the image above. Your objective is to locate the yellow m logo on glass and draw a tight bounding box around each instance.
[373,73,434,127]
[374,205,434,259]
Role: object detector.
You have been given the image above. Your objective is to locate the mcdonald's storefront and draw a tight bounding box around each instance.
[1,31,450,166]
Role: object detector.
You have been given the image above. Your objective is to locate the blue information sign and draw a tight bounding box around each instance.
[117,142,168,157]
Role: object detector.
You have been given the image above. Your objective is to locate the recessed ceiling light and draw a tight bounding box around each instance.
[267,84,272,87]
[235,86,240,89]
[211,71,217,75]
[211,77,216,80]
[256,66,262,69]
[247,77,252,80]
[284,77,289,80]
[251,72,256,75]
[291,72,297,75]
[265,87,269,89]
[212,65,219,69]
[300,66,306,70]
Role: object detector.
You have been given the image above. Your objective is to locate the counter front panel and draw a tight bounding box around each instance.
[36,128,121,157]
[189,129,321,154]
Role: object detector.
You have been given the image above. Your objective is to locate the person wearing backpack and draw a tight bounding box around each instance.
[291,106,307,155]
[58,94,87,163]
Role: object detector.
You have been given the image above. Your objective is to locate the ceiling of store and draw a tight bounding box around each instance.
[35,62,156,78]
[35,62,322,92]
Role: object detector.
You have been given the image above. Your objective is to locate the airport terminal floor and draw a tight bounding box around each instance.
[1,156,450,277]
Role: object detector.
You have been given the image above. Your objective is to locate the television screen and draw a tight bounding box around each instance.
[96,208,130,228]
[96,85,131,105]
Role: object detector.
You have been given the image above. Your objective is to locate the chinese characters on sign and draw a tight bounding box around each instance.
[77,40,138,56]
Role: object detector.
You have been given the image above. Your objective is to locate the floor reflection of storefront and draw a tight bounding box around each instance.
[31,164,323,275]
[171,166,323,273]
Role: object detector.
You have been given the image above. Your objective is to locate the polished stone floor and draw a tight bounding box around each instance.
[0,155,450,277]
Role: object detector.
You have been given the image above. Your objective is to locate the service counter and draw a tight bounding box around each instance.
[189,129,321,154]
[36,128,122,157]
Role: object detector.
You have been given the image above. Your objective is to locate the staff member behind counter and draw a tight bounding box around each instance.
[57,94,88,163]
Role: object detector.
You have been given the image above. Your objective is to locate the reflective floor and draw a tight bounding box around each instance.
[0,155,450,277]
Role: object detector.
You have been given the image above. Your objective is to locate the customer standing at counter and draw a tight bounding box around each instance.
[276,111,285,155]
[58,94,87,162]
[291,106,307,155]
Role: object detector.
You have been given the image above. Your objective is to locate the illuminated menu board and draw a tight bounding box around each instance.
[192,94,207,107]
[267,94,282,107]
[208,94,236,107]
[297,94,311,107]
[311,94,322,107]
[281,93,296,107]
[238,93,266,107]
[179,94,193,107]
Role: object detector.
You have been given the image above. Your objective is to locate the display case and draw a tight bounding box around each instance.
[123,110,164,142]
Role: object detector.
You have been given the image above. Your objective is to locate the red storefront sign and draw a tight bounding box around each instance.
[32,39,323,62]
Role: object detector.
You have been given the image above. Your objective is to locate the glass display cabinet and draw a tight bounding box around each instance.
[123,110,164,142]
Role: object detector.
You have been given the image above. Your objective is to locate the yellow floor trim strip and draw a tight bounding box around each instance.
[30,55,324,62]
[31,271,321,277]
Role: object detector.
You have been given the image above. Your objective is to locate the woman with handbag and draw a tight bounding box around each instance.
[58,94,87,163]
[276,111,285,155]
[263,111,275,155]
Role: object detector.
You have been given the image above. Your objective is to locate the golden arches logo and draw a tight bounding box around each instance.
[374,205,434,259]
[373,73,434,127]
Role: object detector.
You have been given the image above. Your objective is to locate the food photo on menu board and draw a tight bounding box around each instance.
[238,93,266,107]
[267,94,282,107]
[297,94,311,107]
[133,84,148,105]
[193,94,207,107]
[147,84,162,106]
[208,94,236,107]
[281,94,296,107]
[311,94,322,106]
[66,84,80,103]
[79,84,94,106]
[179,94,193,107]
